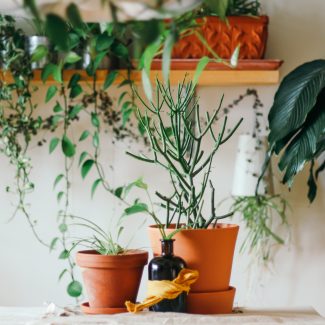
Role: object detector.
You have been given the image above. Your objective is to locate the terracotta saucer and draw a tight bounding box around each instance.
[187,286,236,314]
[81,302,128,315]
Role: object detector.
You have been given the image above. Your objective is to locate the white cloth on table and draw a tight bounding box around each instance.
[0,305,324,325]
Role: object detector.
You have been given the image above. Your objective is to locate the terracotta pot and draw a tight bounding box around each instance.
[76,250,148,311]
[148,224,239,292]
[172,16,269,60]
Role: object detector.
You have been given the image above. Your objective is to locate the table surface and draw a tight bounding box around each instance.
[0,306,324,325]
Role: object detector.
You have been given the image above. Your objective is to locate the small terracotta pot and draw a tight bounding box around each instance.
[76,250,148,310]
[148,224,239,292]
[172,16,269,60]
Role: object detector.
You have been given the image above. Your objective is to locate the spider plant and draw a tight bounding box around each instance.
[127,78,243,229]
[68,216,125,255]
[230,194,289,262]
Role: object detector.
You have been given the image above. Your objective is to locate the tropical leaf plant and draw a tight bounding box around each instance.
[266,59,325,202]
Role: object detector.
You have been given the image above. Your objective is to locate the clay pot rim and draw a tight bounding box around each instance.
[76,249,148,269]
[198,15,269,21]
[149,223,239,233]
[81,302,127,315]
[188,286,235,296]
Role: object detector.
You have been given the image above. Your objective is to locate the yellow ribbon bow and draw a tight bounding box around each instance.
[125,268,199,313]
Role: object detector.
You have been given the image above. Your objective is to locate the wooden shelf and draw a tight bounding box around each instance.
[0,60,282,86]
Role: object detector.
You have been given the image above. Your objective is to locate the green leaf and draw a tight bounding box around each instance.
[53,174,64,189]
[96,33,114,52]
[49,137,60,154]
[50,237,59,251]
[142,68,153,102]
[118,91,128,106]
[66,3,84,31]
[70,84,83,98]
[58,268,68,281]
[123,202,148,216]
[64,51,81,64]
[57,191,64,202]
[162,32,175,84]
[111,42,128,58]
[61,135,76,157]
[81,159,94,179]
[205,0,229,20]
[141,39,162,101]
[278,90,325,186]
[93,131,99,148]
[267,60,325,200]
[45,85,57,103]
[124,178,148,197]
[103,70,118,90]
[67,280,82,298]
[114,186,124,198]
[79,130,90,141]
[31,44,48,62]
[50,115,63,127]
[91,178,102,198]
[91,112,100,128]
[41,63,62,83]
[69,104,83,118]
[230,45,240,67]
[59,249,69,259]
[193,56,209,88]
[59,223,68,233]
[134,178,148,190]
[45,14,69,51]
[79,151,88,166]
[68,73,81,88]
[53,102,63,112]
[122,108,133,127]
[269,60,325,148]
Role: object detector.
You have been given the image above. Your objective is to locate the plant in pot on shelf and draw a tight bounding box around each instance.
[172,0,268,60]
[127,78,243,314]
[68,216,148,315]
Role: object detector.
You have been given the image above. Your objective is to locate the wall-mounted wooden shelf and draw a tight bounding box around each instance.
[0,60,282,86]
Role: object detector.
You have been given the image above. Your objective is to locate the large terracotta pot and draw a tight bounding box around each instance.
[148,224,238,292]
[76,250,148,313]
[172,16,269,59]
[148,224,239,314]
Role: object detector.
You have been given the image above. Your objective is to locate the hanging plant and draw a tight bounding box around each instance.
[0,14,48,246]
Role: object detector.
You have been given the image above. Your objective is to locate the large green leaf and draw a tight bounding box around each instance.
[268,60,325,150]
[267,60,325,202]
[45,14,69,52]
[277,89,325,185]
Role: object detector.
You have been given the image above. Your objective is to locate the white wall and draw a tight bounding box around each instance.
[1,0,325,315]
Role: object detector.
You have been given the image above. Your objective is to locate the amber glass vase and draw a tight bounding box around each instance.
[148,239,186,312]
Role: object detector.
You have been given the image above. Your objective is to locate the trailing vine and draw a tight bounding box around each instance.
[0,15,48,247]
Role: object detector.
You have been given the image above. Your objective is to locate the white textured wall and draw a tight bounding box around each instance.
[0,0,325,315]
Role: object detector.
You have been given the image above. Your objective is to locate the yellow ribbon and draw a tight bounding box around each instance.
[125,268,199,313]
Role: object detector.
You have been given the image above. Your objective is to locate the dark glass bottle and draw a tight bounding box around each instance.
[148,239,187,312]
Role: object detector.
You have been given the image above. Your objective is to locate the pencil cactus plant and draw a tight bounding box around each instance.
[128,79,243,229]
